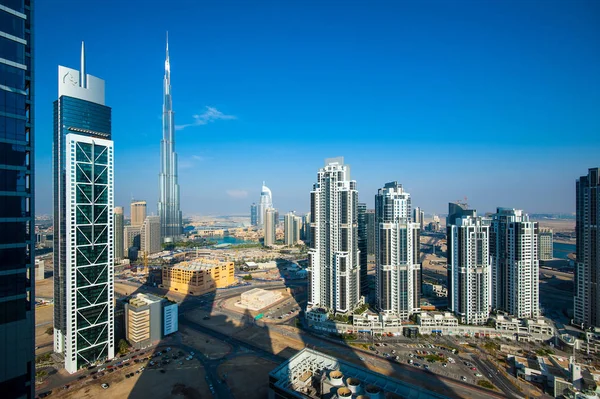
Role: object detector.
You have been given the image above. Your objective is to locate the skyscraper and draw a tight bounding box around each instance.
[53,43,114,373]
[0,0,35,395]
[308,158,360,314]
[366,209,376,255]
[158,35,182,243]
[130,200,147,227]
[124,225,141,254]
[413,206,425,229]
[140,216,162,256]
[538,229,553,261]
[114,207,124,261]
[446,202,476,303]
[357,203,369,300]
[258,181,273,226]
[264,208,277,247]
[448,209,491,325]
[574,168,600,328]
[301,212,311,246]
[250,203,258,226]
[375,182,421,320]
[490,208,539,319]
[284,212,301,246]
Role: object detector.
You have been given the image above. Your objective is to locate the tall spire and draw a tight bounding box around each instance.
[80,41,86,88]
[165,31,170,73]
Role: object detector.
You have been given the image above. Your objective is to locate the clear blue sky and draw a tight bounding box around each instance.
[34,0,600,216]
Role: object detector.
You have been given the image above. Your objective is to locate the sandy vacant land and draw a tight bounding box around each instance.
[217,356,278,399]
[232,325,302,359]
[179,325,231,359]
[36,276,54,299]
[60,366,210,399]
[535,219,575,233]
[35,304,54,354]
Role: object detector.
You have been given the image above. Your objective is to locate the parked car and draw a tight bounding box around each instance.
[101,383,109,389]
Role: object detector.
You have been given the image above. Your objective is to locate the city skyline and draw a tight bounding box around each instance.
[31,1,600,216]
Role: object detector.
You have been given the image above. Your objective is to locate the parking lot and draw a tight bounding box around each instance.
[264,298,301,321]
[352,338,495,388]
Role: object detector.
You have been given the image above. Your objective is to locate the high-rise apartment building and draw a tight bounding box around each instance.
[284,212,301,246]
[307,158,360,314]
[140,216,161,256]
[574,168,600,328]
[375,182,420,320]
[490,208,539,319]
[53,43,114,373]
[124,225,141,254]
[366,209,376,255]
[413,206,425,230]
[0,0,35,396]
[130,200,146,227]
[538,229,553,261]
[264,208,277,247]
[258,181,273,226]
[114,207,124,260]
[301,212,311,246]
[357,203,369,299]
[448,210,491,325]
[250,203,258,226]
[446,202,476,304]
[158,36,182,243]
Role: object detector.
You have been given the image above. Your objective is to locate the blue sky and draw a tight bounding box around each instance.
[35,0,600,216]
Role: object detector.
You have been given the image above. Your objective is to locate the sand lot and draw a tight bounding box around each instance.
[59,366,210,399]
[179,325,232,359]
[217,356,278,399]
[35,305,54,355]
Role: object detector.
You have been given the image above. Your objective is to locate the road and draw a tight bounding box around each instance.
[467,354,524,399]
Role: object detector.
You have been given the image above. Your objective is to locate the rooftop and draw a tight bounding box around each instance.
[128,293,164,308]
[168,259,230,271]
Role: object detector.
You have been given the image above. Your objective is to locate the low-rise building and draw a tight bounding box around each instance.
[161,259,235,295]
[125,293,165,349]
[238,288,283,310]
[417,312,459,328]
[422,282,447,297]
[269,348,450,399]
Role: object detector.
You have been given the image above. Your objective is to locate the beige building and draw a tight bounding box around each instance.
[239,288,283,310]
[130,200,147,227]
[264,208,277,247]
[125,293,164,349]
[284,212,301,246]
[162,259,235,295]
[141,216,161,256]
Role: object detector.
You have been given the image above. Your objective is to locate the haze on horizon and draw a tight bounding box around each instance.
[33,1,600,217]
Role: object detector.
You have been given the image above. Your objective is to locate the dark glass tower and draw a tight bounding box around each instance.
[53,44,114,373]
[574,168,600,328]
[357,203,369,300]
[0,1,35,397]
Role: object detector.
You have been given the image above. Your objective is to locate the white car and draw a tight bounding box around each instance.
[461,376,467,381]
[101,383,109,389]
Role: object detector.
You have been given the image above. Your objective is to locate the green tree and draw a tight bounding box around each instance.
[118,339,130,355]
[243,274,253,281]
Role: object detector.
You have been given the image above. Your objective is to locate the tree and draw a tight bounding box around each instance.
[243,274,253,281]
[118,339,130,355]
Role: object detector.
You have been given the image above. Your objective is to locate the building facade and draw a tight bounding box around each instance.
[124,225,141,254]
[0,0,35,395]
[366,209,376,256]
[114,207,124,260]
[264,207,277,247]
[158,36,182,243]
[53,44,114,373]
[258,181,273,226]
[130,200,146,227]
[284,212,301,246]
[161,260,235,296]
[124,293,164,349]
[308,158,360,314]
[574,168,600,328]
[375,182,420,320]
[448,211,491,325]
[357,203,369,300]
[250,202,258,226]
[163,302,178,336]
[413,206,425,229]
[491,208,539,319]
[140,215,161,256]
[538,229,553,261]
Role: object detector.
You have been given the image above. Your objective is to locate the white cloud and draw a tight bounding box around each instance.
[176,106,236,130]
[226,190,248,199]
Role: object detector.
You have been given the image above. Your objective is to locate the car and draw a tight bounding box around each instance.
[166,347,172,352]
[414,363,420,367]
[39,392,52,398]
[359,357,364,361]
[101,383,109,389]
[125,374,131,379]
[408,354,414,358]
[63,385,70,390]
[475,373,482,377]
[442,363,447,367]
[98,368,106,372]
[460,376,466,382]
[471,367,477,371]
[408,359,413,364]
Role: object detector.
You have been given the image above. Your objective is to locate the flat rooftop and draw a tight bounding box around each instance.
[167,260,229,272]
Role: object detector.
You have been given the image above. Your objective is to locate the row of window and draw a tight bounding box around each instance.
[0,35,26,65]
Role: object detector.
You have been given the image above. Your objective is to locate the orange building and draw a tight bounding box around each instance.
[161,259,235,295]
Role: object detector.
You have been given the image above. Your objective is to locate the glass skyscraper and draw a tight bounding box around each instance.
[0,0,35,397]
[53,43,115,373]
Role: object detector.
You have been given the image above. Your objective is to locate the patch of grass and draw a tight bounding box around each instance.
[424,354,445,362]
[477,380,496,390]
[535,348,555,356]
[483,341,500,351]
[242,274,253,281]
[341,333,358,342]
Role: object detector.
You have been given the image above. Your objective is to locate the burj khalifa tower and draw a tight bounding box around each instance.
[158,35,182,242]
